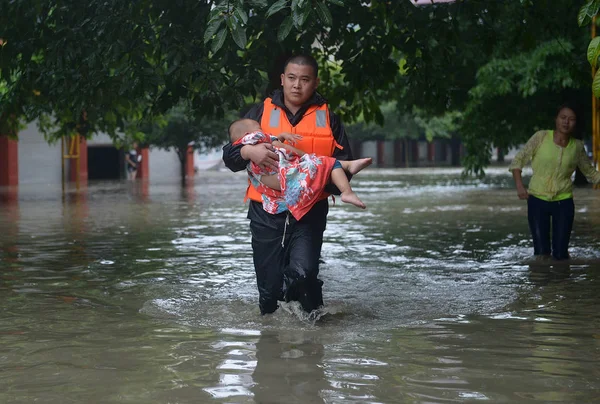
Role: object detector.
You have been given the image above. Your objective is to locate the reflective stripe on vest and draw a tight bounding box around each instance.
[316,110,327,127]
[269,109,281,128]
[268,108,325,129]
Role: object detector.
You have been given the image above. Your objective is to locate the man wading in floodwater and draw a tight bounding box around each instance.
[222,54,356,315]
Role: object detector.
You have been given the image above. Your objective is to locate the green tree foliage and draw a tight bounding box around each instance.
[346,102,420,141]
[0,0,594,176]
[383,0,592,176]
[579,0,600,96]
[0,0,348,140]
[346,101,459,142]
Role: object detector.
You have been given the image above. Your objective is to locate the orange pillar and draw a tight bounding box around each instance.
[136,147,150,179]
[185,145,195,178]
[69,137,88,184]
[0,135,18,186]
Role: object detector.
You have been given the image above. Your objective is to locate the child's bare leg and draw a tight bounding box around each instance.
[260,174,281,191]
[340,157,373,175]
[330,168,366,209]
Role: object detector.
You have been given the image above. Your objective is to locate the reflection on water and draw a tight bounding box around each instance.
[1,168,600,403]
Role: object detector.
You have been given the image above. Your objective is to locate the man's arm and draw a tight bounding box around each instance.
[222,143,249,172]
[272,140,305,157]
[325,111,353,195]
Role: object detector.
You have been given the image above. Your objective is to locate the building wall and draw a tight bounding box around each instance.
[15,123,184,185]
[383,141,394,167]
[362,139,456,167]
[17,122,62,185]
[87,132,113,146]
[417,141,428,162]
[148,148,181,182]
[361,141,377,163]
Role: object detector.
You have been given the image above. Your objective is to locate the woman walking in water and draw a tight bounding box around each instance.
[510,104,600,260]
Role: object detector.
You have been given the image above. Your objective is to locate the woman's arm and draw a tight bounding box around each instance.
[508,131,545,198]
[576,142,600,183]
[508,131,544,172]
[511,169,529,199]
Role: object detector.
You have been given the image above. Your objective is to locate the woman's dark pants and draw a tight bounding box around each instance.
[527,196,574,260]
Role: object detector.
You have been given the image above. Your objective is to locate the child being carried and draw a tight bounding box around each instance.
[229,118,372,221]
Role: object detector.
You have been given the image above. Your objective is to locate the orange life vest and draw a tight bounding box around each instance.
[245,98,342,203]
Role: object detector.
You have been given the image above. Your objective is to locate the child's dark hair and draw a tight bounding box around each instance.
[228,119,244,141]
[228,118,260,142]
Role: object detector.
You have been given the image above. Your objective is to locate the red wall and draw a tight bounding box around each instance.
[0,135,18,186]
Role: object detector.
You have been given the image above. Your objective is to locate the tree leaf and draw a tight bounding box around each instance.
[234,8,248,25]
[292,8,303,28]
[231,25,247,49]
[593,69,600,97]
[248,0,268,7]
[299,10,310,27]
[211,28,227,54]
[315,2,333,26]
[204,19,224,44]
[578,0,600,26]
[588,36,600,67]
[292,0,310,29]
[266,0,288,18]
[208,6,226,22]
[277,15,294,42]
[327,0,344,6]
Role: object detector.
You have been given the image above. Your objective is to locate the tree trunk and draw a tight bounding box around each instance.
[177,147,187,186]
[450,137,461,166]
[497,147,505,163]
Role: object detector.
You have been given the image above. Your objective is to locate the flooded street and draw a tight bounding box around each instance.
[1,167,599,403]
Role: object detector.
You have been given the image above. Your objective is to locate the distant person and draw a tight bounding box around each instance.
[509,103,600,260]
[125,142,140,180]
[229,118,371,220]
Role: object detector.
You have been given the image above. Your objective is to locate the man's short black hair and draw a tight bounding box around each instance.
[283,54,319,78]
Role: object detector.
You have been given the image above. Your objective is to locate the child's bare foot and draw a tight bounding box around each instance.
[346,158,373,175]
[341,191,366,209]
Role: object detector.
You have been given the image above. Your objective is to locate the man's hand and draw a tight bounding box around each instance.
[277,133,302,145]
[241,143,279,172]
[516,185,529,200]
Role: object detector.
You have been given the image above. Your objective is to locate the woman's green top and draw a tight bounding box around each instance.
[509,130,600,201]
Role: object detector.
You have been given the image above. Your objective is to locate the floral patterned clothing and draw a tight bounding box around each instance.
[233,131,336,220]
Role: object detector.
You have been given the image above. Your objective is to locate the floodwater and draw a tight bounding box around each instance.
[1,167,599,403]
